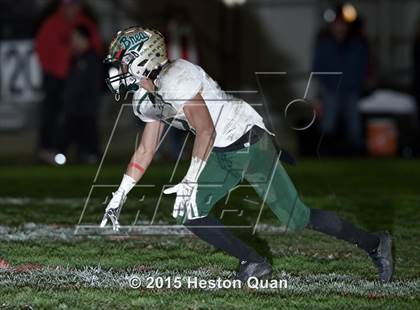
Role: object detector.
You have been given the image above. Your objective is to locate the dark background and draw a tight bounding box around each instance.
[1,0,420,161]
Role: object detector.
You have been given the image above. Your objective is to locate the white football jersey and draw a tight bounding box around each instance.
[132,59,271,148]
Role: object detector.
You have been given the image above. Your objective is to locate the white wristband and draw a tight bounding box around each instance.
[185,157,207,183]
[116,174,136,195]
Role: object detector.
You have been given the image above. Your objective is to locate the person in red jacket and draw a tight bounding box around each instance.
[35,0,101,163]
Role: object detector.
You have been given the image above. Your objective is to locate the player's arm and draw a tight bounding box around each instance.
[163,93,215,220]
[100,120,164,230]
[140,78,215,175]
[126,120,165,182]
[177,93,215,182]
[184,93,215,163]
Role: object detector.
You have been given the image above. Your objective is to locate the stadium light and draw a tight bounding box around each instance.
[342,3,358,23]
[222,0,246,7]
[323,9,336,23]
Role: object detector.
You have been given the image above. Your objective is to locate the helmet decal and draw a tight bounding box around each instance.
[104,27,168,101]
[119,32,150,51]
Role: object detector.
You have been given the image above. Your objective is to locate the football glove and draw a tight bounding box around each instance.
[163,180,201,220]
[100,190,127,231]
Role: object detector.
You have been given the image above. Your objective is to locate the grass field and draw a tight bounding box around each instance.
[0,159,420,309]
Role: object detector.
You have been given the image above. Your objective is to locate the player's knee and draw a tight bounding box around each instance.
[184,215,212,227]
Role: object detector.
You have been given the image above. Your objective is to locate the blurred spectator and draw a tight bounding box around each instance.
[57,25,101,163]
[35,0,101,163]
[313,8,368,154]
[414,31,420,103]
[413,21,420,155]
[165,5,200,64]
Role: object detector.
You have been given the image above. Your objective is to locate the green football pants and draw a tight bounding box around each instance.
[177,133,310,232]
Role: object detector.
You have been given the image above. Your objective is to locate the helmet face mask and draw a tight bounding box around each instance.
[104,27,168,101]
[105,65,139,101]
[105,54,140,101]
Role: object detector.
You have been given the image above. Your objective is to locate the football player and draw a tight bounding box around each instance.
[100,27,393,283]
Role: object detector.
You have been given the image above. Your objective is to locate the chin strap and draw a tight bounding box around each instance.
[117,83,140,101]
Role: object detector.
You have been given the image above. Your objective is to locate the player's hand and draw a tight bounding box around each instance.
[100,190,127,231]
[163,180,201,220]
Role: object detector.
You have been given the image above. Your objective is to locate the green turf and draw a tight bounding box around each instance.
[0,159,420,308]
[1,287,419,309]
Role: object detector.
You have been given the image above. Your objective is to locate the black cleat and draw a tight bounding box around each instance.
[236,259,272,283]
[369,231,393,283]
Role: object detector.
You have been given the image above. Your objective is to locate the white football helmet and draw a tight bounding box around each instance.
[104,26,168,101]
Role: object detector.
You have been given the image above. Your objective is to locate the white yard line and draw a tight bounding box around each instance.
[0,197,86,206]
[0,223,286,240]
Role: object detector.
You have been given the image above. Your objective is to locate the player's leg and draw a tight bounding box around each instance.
[246,133,393,281]
[247,133,376,240]
[245,133,310,231]
[185,216,263,263]
[185,215,272,282]
[181,151,271,279]
[306,208,378,252]
[305,208,393,282]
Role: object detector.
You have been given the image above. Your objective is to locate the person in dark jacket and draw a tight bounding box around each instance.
[35,0,101,163]
[57,24,101,163]
[313,11,368,154]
